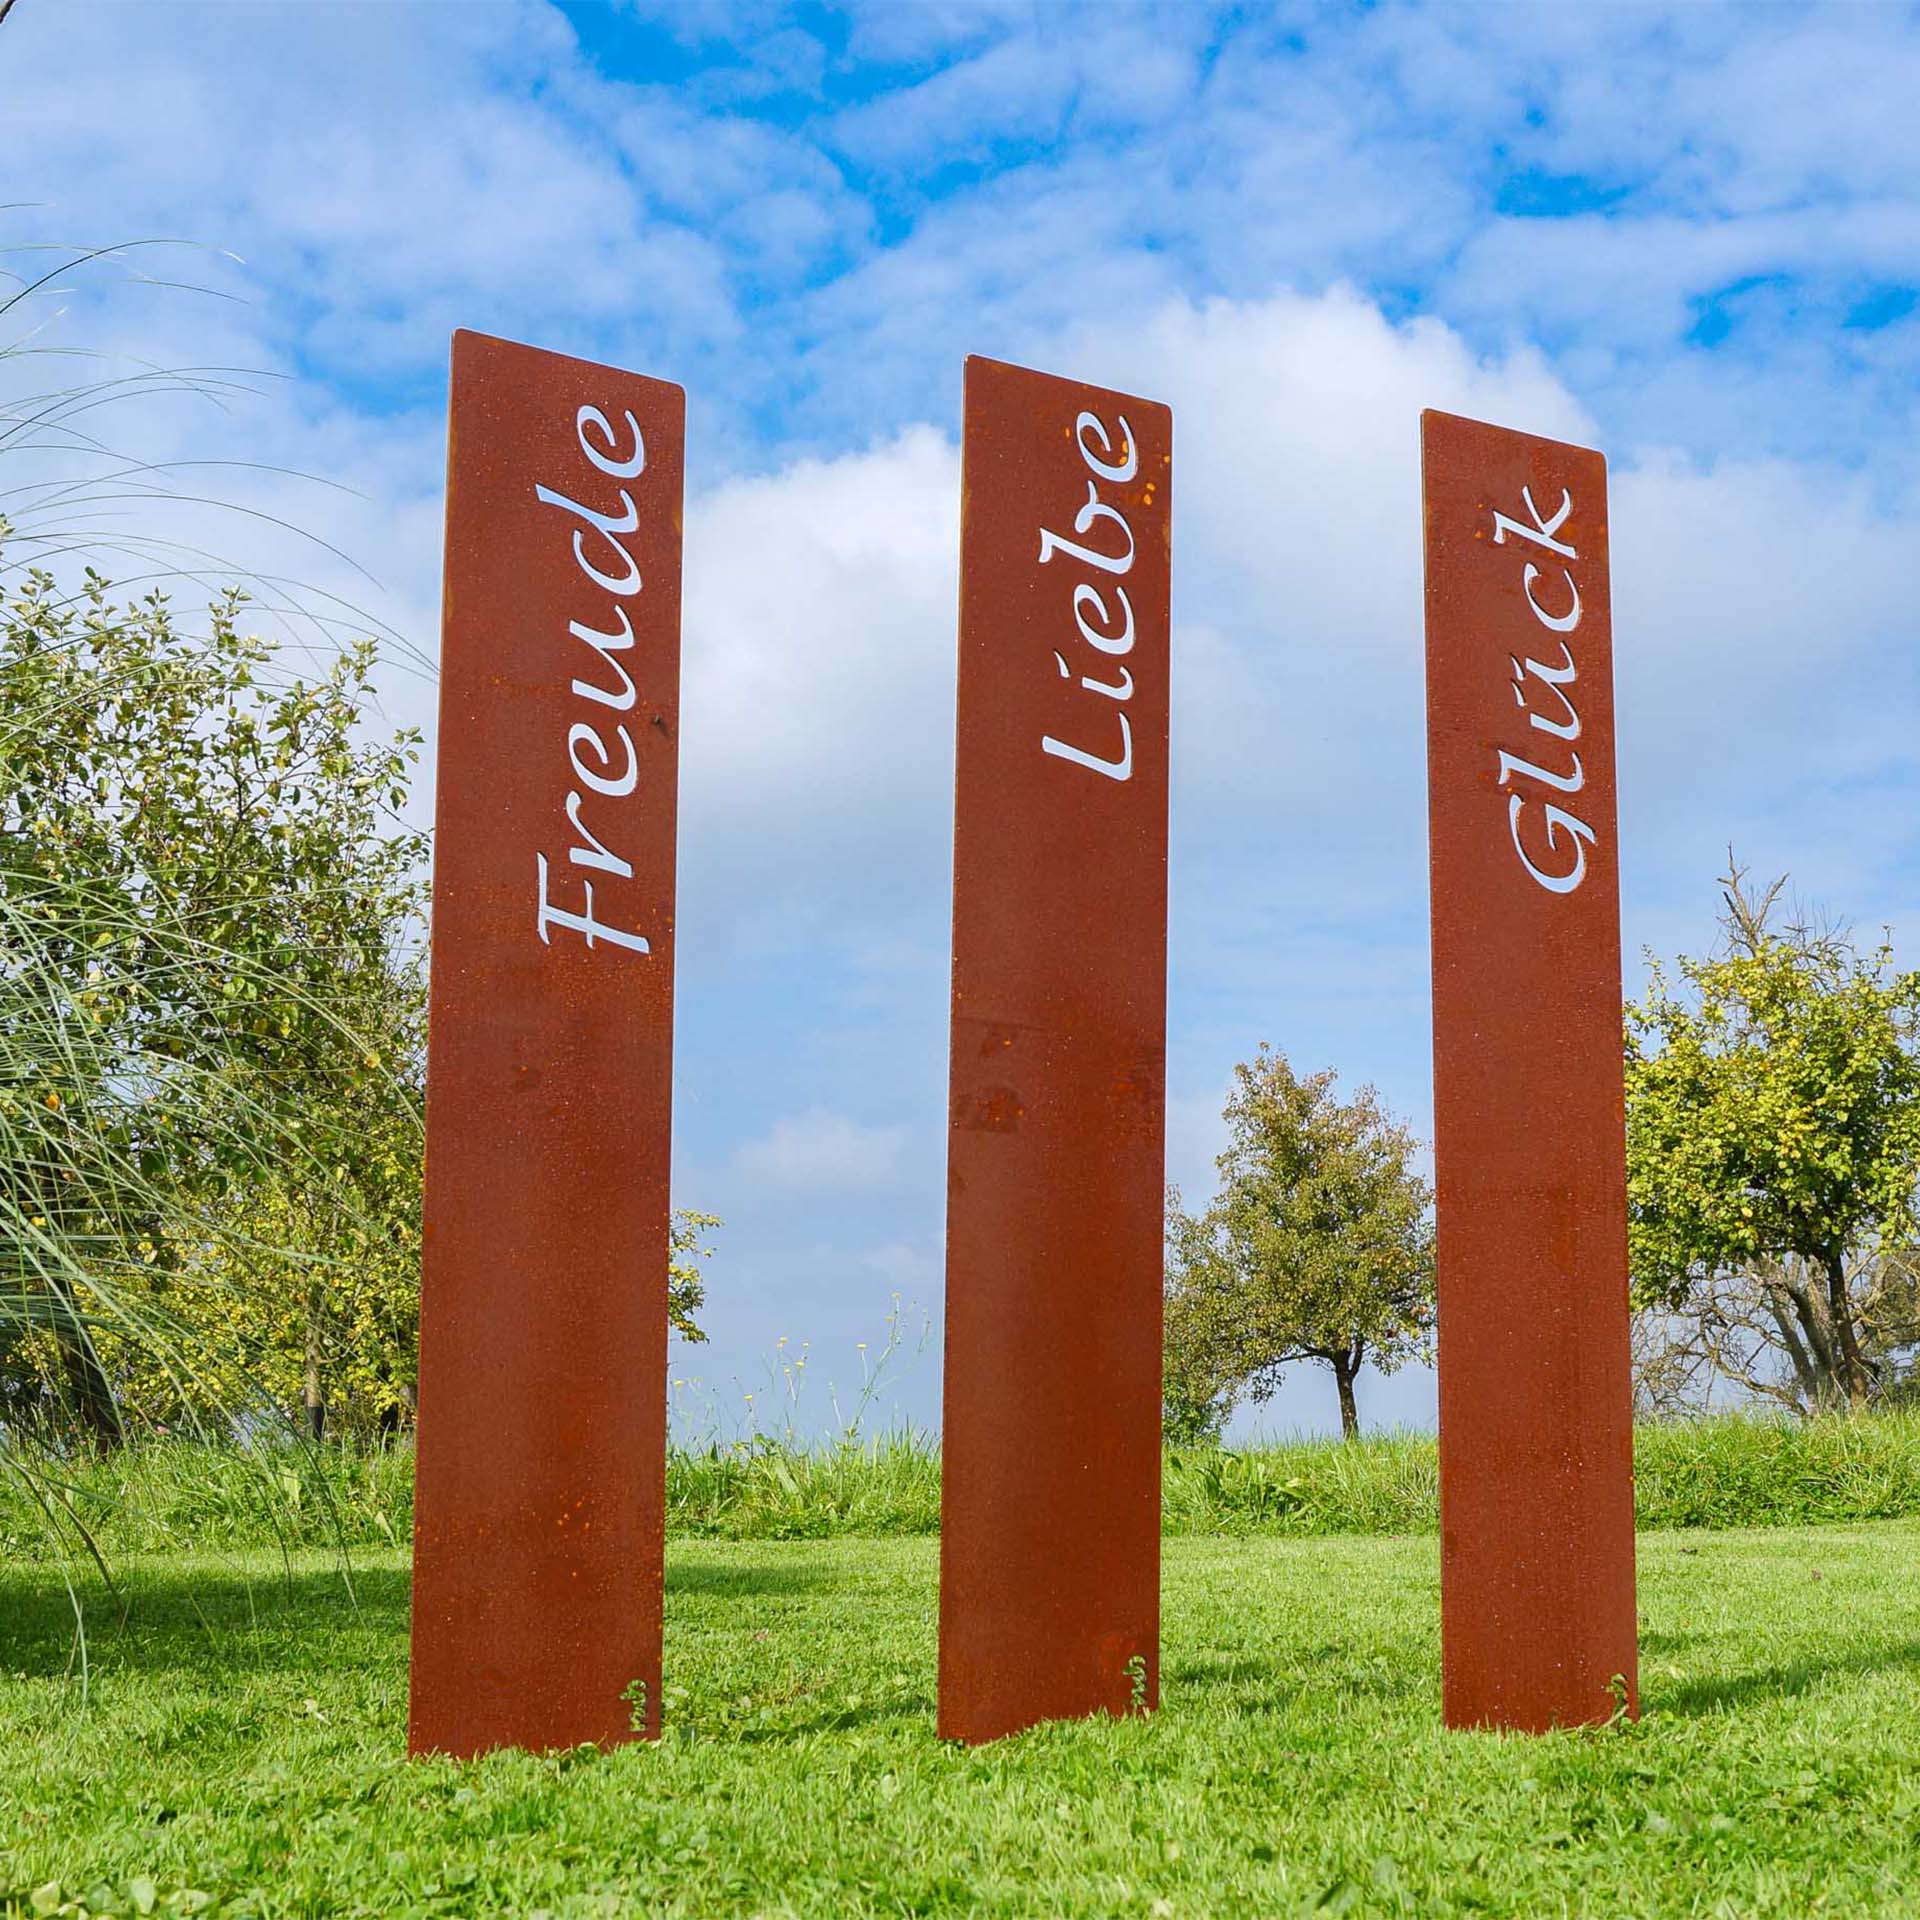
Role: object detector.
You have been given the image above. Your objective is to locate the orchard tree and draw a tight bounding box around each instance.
[1165,1046,1434,1440]
[2,566,426,1443]
[1626,865,1920,1412]
[127,1049,718,1443]
[3,564,723,1443]
[116,954,431,1442]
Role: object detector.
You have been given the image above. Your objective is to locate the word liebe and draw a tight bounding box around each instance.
[1492,485,1596,895]
[531,405,656,955]
[1036,409,1146,781]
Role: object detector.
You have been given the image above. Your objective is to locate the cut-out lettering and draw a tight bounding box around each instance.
[1043,713,1133,781]
[532,398,657,950]
[1492,485,1576,559]
[1037,406,1151,782]
[1507,796,1595,895]
[1492,489,1597,892]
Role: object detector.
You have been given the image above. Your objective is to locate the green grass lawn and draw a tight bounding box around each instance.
[5,1527,1920,1918]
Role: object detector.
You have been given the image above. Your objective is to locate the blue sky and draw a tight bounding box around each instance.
[6,0,1920,1436]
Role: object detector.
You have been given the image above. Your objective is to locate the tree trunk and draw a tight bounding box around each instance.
[1333,1351,1360,1441]
[375,1375,415,1441]
[1824,1250,1872,1409]
[51,1277,122,1451]
[1759,1267,1821,1412]
[303,1283,326,1442]
[1782,1266,1842,1410]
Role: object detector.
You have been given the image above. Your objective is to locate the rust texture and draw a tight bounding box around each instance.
[409,330,683,1758]
[1421,408,1637,1733]
[939,355,1173,1745]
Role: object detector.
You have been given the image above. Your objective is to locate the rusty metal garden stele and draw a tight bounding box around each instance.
[409,330,683,1758]
[939,355,1173,1745]
[1421,408,1637,1732]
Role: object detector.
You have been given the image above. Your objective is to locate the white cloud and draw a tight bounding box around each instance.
[736,1107,908,1190]
[14,0,1920,474]
[676,424,959,951]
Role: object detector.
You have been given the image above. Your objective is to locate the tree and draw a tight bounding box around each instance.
[1164,1047,1434,1440]
[110,952,431,1443]
[0,261,718,1458]
[1,567,429,1444]
[1626,863,1920,1412]
[3,563,720,1446]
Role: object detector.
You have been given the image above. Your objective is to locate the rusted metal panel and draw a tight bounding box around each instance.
[1421,408,1637,1733]
[938,355,1172,1745]
[408,330,683,1759]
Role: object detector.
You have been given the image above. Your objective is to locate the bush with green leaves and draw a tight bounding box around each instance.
[1627,865,1920,1413]
[1,561,722,1450]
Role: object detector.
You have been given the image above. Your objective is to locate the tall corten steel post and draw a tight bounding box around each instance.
[409,331,684,1758]
[939,356,1172,1745]
[1421,408,1637,1733]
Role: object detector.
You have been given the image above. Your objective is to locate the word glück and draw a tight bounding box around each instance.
[532,404,655,955]
[1037,409,1141,781]
[1492,484,1596,894]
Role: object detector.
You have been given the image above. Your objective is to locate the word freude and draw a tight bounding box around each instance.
[1492,485,1595,895]
[531,404,655,955]
[1037,409,1141,781]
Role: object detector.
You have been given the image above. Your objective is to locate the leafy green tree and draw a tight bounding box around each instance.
[2,566,428,1443]
[1165,1047,1435,1440]
[0,260,716,1465]
[1626,865,1920,1411]
[3,564,720,1446]
[111,954,430,1443]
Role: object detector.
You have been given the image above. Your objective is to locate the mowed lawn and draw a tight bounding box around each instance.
[5,1528,1920,1918]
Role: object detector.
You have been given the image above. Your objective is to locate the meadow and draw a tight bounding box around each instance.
[5,1525,1920,1918]
[4,1419,1920,1917]
[13,1412,1920,1562]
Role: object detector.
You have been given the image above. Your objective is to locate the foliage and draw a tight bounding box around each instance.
[1164,1046,1434,1439]
[0,237,451,1460]
[666,1209,720,1348]
[0,563,715,1454]
[114,959,429,1443]
[8,1528,1920,1916]
[1626,864,1920,1411]
[0,562,429,1448]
